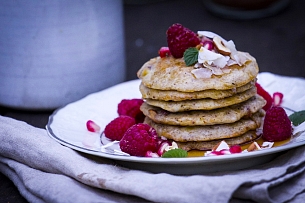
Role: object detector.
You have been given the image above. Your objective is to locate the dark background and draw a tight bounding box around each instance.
[124,0,305,80]
[1,0,305,202]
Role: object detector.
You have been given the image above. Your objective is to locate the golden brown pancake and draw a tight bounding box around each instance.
[140,95,266,126]
[144,109,264,142]
[145,86,257,112]
[137,52,258,92]
[139,80,255,101]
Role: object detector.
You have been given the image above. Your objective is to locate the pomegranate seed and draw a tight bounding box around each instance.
[205,141,243,156]
[273,92,284,106]
[209,150,230,156]
[145,151,160,158]
[229,145,242,153]
[158,47,171,58]
[206,151,218,156]
[211,151,221,155]
[157,141,170,156]
[219,149,231,155]
[202,40,214,51]
[86,120,101,133]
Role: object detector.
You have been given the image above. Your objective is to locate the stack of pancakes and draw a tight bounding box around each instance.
[137,52,266,151]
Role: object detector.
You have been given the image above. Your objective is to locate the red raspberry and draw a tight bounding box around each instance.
[104,116,136,141]
[166,23,200,58]
[255,82,273,111]
[117,99,145,123]
[119,123,159,157]
[262,106,292,142]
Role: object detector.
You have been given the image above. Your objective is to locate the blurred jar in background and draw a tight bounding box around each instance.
[0,0,125,110]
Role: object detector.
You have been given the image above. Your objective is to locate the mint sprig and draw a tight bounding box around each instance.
[161,148,188,158]
[289,110,305,126]
[183,47,199,66]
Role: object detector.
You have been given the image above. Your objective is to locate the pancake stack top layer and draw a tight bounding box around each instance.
[138,52,259,92]
[136,29,266,151]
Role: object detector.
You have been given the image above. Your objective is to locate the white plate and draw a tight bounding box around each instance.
[47,72,305,175]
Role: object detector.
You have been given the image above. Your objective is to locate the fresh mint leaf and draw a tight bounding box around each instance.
[289,110,305,126]
[184,47,198,66]
[162,148,188,158]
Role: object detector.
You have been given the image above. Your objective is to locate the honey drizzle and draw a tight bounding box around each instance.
[187,137,292,157]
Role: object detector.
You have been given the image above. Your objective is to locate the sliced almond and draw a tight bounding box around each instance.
[261,142,274,149]
[213,36,231,56]
[247,142,261,152]
[212,140,230,151]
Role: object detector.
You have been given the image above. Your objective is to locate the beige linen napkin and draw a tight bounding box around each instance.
[1,115,305,203]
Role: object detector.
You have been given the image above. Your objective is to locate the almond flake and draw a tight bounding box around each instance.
[198,47,229,69]
[261,142,274,149]
[247,142,261,152]
[212,140,230,151]
[191,68,212,79]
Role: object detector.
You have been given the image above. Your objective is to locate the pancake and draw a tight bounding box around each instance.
[145,86,257,112]
[144,109,264,142]
[140,95,266,126]
[139,80,255,101]
[137,52,258,92]
[176,130,260,151]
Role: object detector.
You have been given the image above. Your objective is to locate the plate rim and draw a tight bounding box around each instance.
[46,108,305,165]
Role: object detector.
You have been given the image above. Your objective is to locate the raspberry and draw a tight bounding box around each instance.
[104,116,136,141]
[166,23,200,58]
[255,82,273,111]
[117,99,145,123]
[119,123,159,157]
[262,106,292,142]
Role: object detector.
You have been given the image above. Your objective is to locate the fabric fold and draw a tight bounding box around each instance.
[0,156,145,203]
[1,115,305,203]
[0,160,46,203]
[232,161,305,203]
